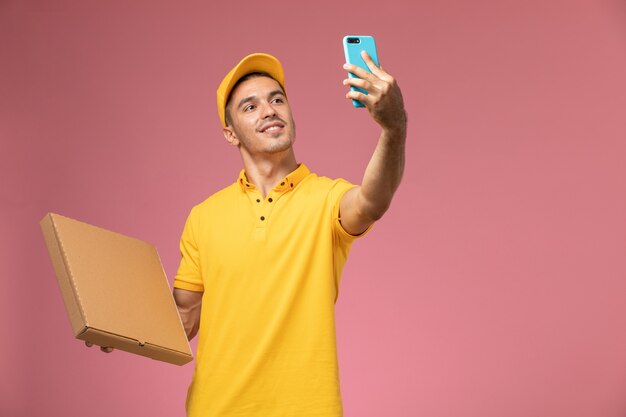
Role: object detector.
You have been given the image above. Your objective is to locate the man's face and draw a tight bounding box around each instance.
[224,76,296,156]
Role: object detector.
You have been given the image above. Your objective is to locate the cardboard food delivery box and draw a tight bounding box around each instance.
[40,212,193,366]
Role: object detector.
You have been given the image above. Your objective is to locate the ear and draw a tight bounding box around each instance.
[223,126,240,147]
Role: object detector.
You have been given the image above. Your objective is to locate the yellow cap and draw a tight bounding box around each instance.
[216,53,286,127]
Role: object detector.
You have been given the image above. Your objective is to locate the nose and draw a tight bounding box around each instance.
[260,101,277,119]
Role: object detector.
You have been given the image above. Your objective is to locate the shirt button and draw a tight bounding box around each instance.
[256,199,260,203]
[268,198,273,203]
[260,216,265,221]
[290,183,294,187]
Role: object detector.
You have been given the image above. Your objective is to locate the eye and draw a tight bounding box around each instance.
[271,97,284,104]
[243,104,255,112]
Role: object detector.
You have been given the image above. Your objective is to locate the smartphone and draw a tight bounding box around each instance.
[343,35,380,108]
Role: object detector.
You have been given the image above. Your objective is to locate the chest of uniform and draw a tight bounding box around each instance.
[199,191,332,270]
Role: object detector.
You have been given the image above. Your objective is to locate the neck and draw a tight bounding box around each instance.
[240,149,298,198]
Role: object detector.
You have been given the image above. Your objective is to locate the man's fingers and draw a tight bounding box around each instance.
[343,59,393,91]
[345,90,373,106]
[359,50,385,78]
[343,63,373,81]
[85,340,114,353]
[344,78,382,106]
[360,50,395,84]
[343,77,373,91]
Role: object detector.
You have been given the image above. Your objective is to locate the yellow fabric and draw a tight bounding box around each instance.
[174,163,372,417]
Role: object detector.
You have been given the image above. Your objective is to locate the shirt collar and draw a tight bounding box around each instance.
[238,163,310,193]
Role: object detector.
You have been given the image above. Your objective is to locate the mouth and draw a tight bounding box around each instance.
[259,121,285,135]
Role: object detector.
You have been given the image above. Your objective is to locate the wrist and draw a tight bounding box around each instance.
[380,110,407,135]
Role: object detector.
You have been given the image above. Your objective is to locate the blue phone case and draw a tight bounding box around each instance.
[343,35,380,108]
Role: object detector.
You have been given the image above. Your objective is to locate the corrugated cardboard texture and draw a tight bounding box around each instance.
[40,213,193,366]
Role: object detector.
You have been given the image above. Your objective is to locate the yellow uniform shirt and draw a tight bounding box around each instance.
[174,163,371,417]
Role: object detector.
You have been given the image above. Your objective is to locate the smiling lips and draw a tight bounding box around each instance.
[259,121,285,134]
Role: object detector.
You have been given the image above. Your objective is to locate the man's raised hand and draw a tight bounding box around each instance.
[343,50,406,132]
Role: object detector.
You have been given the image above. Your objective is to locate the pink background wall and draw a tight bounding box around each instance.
[2,1,626,416]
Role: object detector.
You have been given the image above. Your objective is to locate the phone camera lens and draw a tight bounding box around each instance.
[348,38,360,44]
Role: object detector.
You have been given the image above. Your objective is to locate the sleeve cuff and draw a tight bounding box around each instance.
[334,185,375,241]
[173,279,204,292]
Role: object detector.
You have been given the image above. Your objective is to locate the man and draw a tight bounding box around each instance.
[91,51,406,416]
